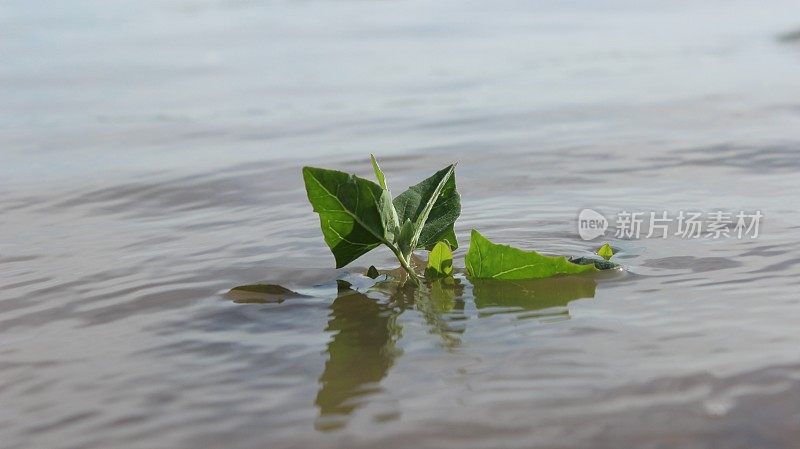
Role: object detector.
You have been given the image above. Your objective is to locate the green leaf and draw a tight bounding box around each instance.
[396,218,416,257]
[430,226,458,251]
[393,165,461,251]
[377,189,400,242]
[370,154,400,244]
[302,156,462,286]
[465,229,596,280]
[425,241,454,279]
[597,243,614,260]
[302,167,386,268]
[370,153,388,190]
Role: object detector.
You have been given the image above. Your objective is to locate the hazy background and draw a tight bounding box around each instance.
[3,0,800,182]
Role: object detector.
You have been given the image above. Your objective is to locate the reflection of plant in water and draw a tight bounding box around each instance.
[314,288,403,431]
[233,271,598,431]
[236,156,621,430]
[472,276,597,319]
[314,278,465,430]
[415,278,465,348]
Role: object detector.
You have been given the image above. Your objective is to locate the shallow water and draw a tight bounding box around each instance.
[3,1,800,448]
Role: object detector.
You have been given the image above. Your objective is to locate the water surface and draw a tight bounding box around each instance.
[3,1,800,448]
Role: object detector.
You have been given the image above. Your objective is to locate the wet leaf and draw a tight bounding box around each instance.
[435,226,459,252]
[425,241,454,279]
[370,153,388,190]
[228,284,308,304]
[302,167,386,268]
[597,243,614,260]
[366,265,380,279]
[377,189,399,242]
[303,156,460,284]
[569,257,620,270]
[393,165,460,251]
[465,229,596,280]
[395,218,415,257]
[371,155,400,242]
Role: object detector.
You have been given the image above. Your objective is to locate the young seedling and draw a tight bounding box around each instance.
[303,155,460,286]
[425,241,454,279]
[596,243,614,261]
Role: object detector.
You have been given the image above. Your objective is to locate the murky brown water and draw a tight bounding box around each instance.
[3,1,800,448]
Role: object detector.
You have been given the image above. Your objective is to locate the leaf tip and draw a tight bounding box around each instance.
[370,154,388,189]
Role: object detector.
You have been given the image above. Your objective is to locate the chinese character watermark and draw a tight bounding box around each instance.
[577,209,762,241]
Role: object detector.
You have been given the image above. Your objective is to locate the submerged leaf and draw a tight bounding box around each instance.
[597,243,614,260]
[228,284,308,304]
[230,284,298,294]
[366,265,380,279]
[465,230,596,280]
[569,257,620,270]
[425,241,454,279]
[302,167,386,268]
[393,165,460,251]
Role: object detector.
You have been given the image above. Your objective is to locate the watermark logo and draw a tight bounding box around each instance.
[578,208,608,240]
[577,209,762,240]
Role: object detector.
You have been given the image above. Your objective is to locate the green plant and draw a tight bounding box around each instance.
[303,155,618,286]
[596,243,614,260]
[425,241,454,279]
[465,230,597,279]
[303,155,460,285]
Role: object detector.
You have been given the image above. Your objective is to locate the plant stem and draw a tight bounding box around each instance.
[390,246,421,287]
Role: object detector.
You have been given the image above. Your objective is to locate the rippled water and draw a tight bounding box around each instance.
[3,1,800,448]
